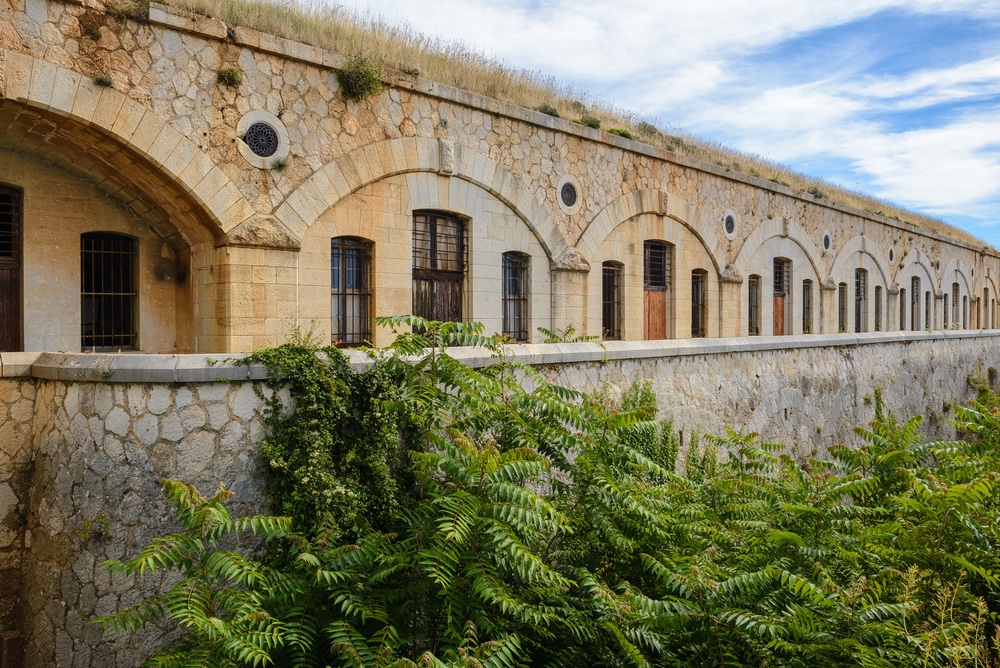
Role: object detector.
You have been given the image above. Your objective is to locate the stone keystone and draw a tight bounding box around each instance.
[822,276,837,290]
[438,139,456,175]
[552,247,590,272]
[223,215,302,250]
[720,264,743,284]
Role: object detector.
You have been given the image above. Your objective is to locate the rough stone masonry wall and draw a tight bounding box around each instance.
[2,333,1000,667]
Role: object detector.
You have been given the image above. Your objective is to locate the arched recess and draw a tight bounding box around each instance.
[275,137,564,263]
[577,189,726,275]
[733,218,823,336]
[0,52,258,352]
[579,192,723,340]
[940,258,973,329]
[826,236,890,334]
[896,250,937,330]
[300,171,552,346]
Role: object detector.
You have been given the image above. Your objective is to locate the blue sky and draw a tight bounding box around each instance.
[347,0,1000,248]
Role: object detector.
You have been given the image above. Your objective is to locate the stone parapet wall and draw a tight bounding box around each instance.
[0,334,998,665]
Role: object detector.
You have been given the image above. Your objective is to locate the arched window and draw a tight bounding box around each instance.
[802,279,813,334]
[331,237,372,347]
[502,252,529,341]
[910,277,921,330]
[413,211,465,323]
[855,269,867,332]
[773,258,791,335]
[874,285,882,332]
[899,288,906,331]
[692,269,708,338]
[0,185,21,352]
[952,283,960,329]
[748,275,761,336]
[838,282,848,332]
[81,232,137,350]
[643,240,672,340]
[602,261,623,340]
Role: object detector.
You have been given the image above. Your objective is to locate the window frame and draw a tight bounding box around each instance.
[502,251,530,341]
[331,236,373,347]
[691,269,708,338]
[748,274,761,336]
[81,231,138,351]
[412,211,466,324]
[602,261,623,340]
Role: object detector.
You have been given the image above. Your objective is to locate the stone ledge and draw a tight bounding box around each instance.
[14,329,1000,381]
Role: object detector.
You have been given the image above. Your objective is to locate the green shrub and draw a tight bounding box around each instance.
[337,54,386,101]
[536,102,560,117]
[92,74,113,87]
[572,114,600,129]
[216,68,242,87]
[607,127,634,140]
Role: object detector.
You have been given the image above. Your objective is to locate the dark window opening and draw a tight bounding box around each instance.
[413,211,465,323]
[874,285,882,332]
[643,241,670,289]
[0,186,22,352]
[502,252,529,341]
[802,279,813,334]
[602,261,623,340]
[748,275,761,336]
[838,282,848,332]
[692,269,707,338]
[331,237,372,347]
[854,269,867,333]
[81,232,137,350]
[911,277,921,330]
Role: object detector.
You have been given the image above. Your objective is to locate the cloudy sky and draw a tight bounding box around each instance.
[343,0,1000,247]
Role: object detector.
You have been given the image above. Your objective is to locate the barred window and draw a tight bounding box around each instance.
[81,232,137,350]
[803,279,813,334]
[748,275,761,336]
[502,252,529,341]
[0,187,20,267]
[911,277,921,330]
[838,282,848,332]
[899,288,906,331]
[413,211,465,323]
[0,186,22,352]
[874,285,882,332]
[854,269,867,333]
[643,241,671,289]
[692,269,707,338]
[602,261,623,340]
[927,292,932,330]
[953,283,960,329]
[331,237,372,347]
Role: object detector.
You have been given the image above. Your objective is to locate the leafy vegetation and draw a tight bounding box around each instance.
[216,68,243,86]
[337,54,386,101]
[98,321,1000,666]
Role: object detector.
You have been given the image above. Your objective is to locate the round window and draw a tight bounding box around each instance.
[822,232,832,252]
[243,122,279,158]
[561,182,578,208]
[724,215,735,235]
[888,248,894,263]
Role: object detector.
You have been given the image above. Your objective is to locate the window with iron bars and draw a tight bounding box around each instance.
[838,282,848,332]
[899,288,906,331]
[855,269,867,333]
[874,285,882,332]
[953,283,960,329]
[748,275,761,336]
[0,186,21,352]
[412,211,465,323]
[911,277,921,331]
[331,237,372,347]
[502,252,529,341]
[81,232,137,350]
[691,269,707,338]
[803,279,813,334]
[602,261,623,340]
[643,241,671,289]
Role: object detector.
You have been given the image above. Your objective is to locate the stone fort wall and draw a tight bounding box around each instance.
[0,0,996,353]
[2,332,1000,666]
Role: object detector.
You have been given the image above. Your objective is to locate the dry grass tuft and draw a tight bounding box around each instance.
[160,0,988,248]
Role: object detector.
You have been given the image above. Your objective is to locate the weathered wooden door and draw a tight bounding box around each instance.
[644,288,667,339]
[0,187,21,351]
[772,295,785,336]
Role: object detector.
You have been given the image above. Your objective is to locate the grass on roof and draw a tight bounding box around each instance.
[157,0,988,249]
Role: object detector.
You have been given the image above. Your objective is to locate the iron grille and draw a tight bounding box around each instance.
[691,270,707,337]
[854,269,867,332]
[502,252,529,341]
[0,187,21,267]
[643,241,670,289]
[838,283,848,332]
[874,285,882,332]
[802,280,813,334]
[413,212,465,323]
[602,262,622,340]
[773,259,789,296]
[911,277,921,330]
[748,275,760,336]
[243,122,279,158]
[331,237,372,347]
[953,283,960,328]
[899,289,907,331]
[81,232,137,350]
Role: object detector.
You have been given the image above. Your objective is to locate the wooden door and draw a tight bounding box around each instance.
[0,268,19,350]
[773,295,785,336]
[644,289,666,339]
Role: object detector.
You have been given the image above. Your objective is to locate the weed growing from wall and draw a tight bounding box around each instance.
[337,54,386,101]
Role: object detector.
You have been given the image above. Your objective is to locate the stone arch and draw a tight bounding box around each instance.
[733,217,823,280]
[896,250,937,330]
[941,258,972,295]
[576,189,725,274]
[1,50,254,245]
[827,236,891,287]
[274,137,563,261]
[896,249,937,291]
